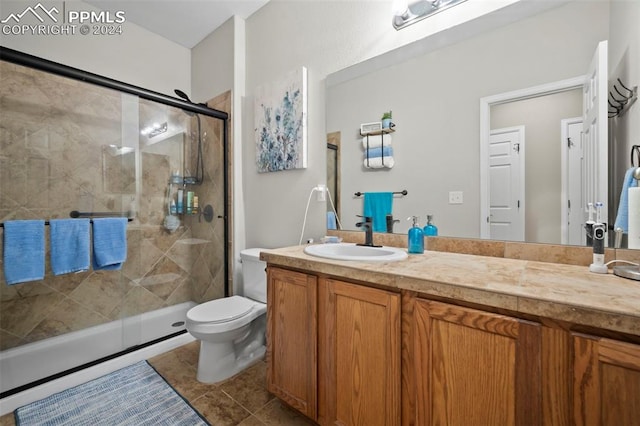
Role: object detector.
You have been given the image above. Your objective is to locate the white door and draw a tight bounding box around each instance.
[488,126,525,241]
[582,40,608,243]
[561,117,584,245]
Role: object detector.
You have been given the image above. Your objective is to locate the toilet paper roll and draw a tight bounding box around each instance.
[628,187,640,249]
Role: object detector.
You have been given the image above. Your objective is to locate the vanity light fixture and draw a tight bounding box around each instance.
[392,0,468,30]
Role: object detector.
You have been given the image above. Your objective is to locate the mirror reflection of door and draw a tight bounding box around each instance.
[488,127,525,242]
[488,90,582,244]
[327,132,341,228]
[561,117,585,245]
[481,41,608,246]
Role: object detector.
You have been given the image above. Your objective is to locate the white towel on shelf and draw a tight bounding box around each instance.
[361,134,392,149]
[364,156,394,169]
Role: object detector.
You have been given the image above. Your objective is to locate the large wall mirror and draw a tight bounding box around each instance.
[326,0,634,247]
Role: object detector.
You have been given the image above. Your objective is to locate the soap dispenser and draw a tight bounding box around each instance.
[407,216,424,254]
[424,214,438,236]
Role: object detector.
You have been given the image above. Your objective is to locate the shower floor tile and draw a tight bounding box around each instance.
[1,341,314,426]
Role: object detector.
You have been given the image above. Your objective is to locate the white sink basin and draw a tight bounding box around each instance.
[304,243,408,262]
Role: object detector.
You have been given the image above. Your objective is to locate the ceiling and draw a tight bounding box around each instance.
[85,0,270,48]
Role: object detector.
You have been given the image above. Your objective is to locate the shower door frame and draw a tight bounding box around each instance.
[0,46,232,299]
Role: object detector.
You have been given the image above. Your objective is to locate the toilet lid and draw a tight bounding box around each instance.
[188,295,255,324]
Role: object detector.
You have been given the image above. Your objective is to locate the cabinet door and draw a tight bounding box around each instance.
[413,299,541,426]
[322,278,401,426]
[266,267,318,420]
[573,334,640,426]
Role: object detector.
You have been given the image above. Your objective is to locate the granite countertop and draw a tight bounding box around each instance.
[260,245,640,337]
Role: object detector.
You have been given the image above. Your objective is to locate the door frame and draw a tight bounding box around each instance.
[479,75,586,239]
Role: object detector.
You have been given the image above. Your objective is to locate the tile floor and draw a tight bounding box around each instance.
[0,341,315,426]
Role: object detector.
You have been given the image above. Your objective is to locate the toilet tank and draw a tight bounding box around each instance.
[240,248,267,303]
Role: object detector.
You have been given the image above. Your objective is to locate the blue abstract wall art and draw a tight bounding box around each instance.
[255,67,307,173]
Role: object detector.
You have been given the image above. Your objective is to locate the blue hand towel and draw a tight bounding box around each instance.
[363,192,393,232]
[3,220,45,285]
[614,167,639,233]
[50,219,90,275]
[365,146,393,159]
[92,218,128,271]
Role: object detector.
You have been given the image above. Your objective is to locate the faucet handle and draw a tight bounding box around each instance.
[356,215,372,222]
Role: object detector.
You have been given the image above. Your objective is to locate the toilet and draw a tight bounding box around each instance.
[186,248,267,383]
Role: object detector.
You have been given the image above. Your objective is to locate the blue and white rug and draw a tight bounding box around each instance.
[15,361,209,425]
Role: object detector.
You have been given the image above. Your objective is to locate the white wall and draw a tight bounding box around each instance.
[191,16,248,293]
[0,1,190,95]
[608,0,640,219]
[241,0,527,249]
[191,17,234,103]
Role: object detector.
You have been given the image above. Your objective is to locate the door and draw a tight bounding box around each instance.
[561,117,585,245]
[413,300,541,426]
[581,40,608,244]
[573,334,640,425]
[322,278,400,426]
[266,267,318,420]
[488,126,525,241]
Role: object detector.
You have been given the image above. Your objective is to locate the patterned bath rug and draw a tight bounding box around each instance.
[15,360,209,425]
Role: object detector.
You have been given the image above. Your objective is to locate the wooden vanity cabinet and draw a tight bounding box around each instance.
[319,278,401,426]
[266,267,318,419]
[573,334,640,426]
[406,298,542,426]
[266,267,401,426]
[266,264,640,426]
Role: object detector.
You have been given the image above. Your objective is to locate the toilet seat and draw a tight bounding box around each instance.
[187,295,256,324]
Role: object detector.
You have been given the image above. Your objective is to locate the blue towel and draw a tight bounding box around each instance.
[50,219,90,275]
[327,211,337,230]
[3,220,45,285]
[614,167,639,233]
[365,146,393,159]
[92,218,128,271]
[363,192,393,232]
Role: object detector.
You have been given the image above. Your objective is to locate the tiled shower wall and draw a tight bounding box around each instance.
[0,61,229,351]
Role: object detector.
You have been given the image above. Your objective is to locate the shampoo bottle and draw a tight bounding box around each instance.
[423,214,438,236]
[407,216,424,254]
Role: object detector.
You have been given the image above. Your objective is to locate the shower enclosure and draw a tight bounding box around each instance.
[0,47,230,396]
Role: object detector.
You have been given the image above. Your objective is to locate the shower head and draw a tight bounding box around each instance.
[174,89,192,103]
[174,89,195,116]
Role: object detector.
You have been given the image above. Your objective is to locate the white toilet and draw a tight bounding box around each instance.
[186,248,267,383]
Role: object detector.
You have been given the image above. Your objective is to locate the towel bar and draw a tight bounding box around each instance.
[354,190,407,197]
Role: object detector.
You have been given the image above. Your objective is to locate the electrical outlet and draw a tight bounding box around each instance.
[316,184,327,202]
[449,191,463,204]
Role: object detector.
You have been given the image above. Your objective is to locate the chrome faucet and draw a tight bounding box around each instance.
[355,215,381,247]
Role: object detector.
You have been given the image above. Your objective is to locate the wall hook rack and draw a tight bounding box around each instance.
[608,78,637,118]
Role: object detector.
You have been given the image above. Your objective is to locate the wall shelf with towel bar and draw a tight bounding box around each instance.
[354,190,407,197]
[361,127,395,169]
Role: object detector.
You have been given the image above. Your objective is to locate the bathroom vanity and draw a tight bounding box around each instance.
[261,244,640,426]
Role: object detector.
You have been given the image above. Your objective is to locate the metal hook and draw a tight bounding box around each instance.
[632,145,640,167]
[617,78,635,95]
[609,90,628,105]
[614,85,631,101]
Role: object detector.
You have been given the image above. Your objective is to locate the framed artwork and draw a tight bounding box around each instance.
[255,67,307,173]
